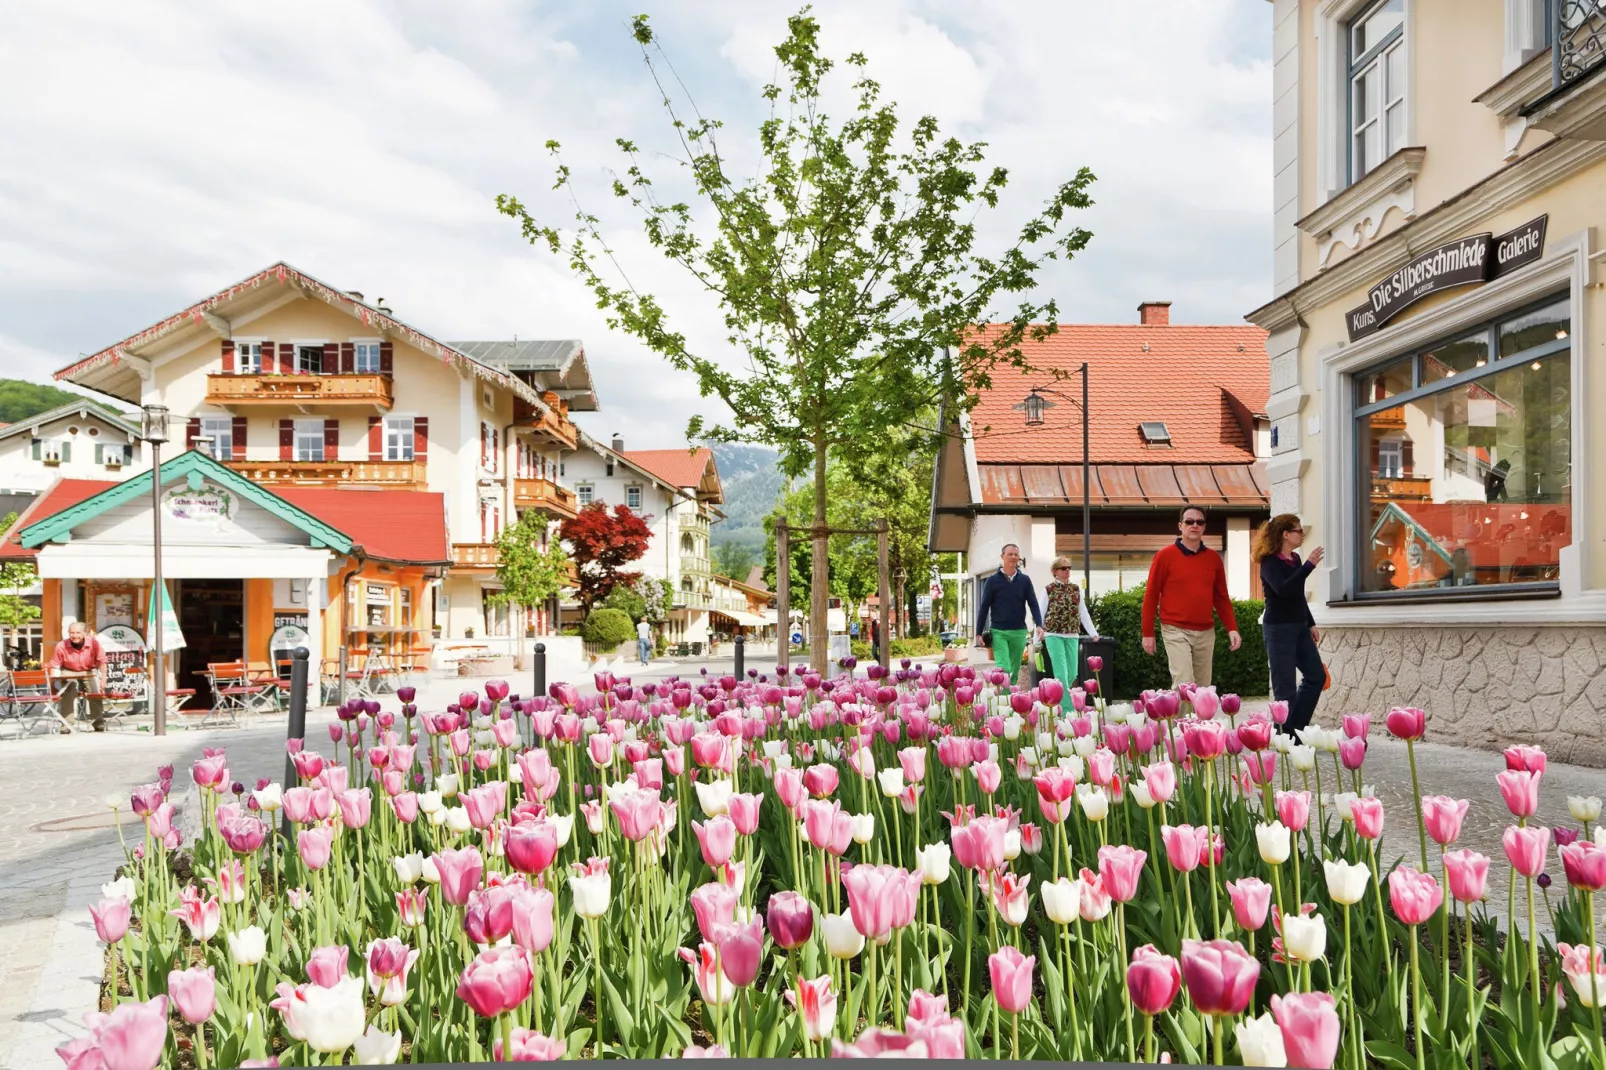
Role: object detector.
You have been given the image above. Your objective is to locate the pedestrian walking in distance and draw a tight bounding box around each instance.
[636,618,652,667]
[974,543,1043,686]
[1140,504,1240,687]
[1254,513,1325,735]
[1042,556,1098,684]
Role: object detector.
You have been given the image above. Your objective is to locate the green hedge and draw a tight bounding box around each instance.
[581,608,635,647]
[1087,583,1268,700]
[847,635,945,662]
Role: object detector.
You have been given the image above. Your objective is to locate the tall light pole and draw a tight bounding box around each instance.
[142,404,169,736]
[1018,362,1092,595]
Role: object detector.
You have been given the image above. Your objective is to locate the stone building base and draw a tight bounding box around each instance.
[1320,624,1606,767]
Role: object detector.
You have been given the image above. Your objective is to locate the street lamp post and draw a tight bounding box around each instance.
[1017,363,1092,596]
[142,405,169,737]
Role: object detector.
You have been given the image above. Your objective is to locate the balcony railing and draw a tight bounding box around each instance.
[226,460,427,489]
[206,373,394,409]
[680,513,710,534]
[673,591,712,610]
[452,543,500,568]
[514,477,579,518]
[524,409,579,450]
[1556,2,1606,86]
[680,554,712,576]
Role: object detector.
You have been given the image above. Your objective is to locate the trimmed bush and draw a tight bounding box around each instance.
[1087,583,1268,700]
[581,607,636,648]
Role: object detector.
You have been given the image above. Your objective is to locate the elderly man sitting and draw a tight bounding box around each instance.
[48,621,107,732]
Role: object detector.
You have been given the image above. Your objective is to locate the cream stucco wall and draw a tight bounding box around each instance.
[0,410,143,493]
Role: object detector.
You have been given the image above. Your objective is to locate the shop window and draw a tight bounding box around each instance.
[1355,295,1571,596]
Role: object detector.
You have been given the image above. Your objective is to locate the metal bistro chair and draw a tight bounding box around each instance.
[2,669,68,736]
[200,662,268,726]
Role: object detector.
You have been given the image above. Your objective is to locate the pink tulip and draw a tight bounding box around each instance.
[494,1027,566,1061]
[787,975,837,1042]
[296,825,334,871]
[56,995,168,1070]
[433,846,485,907]
[1388,866,1443,925]
[898,747,927,784]
[1503,824,1549,878]
[1077,868,1113,921]
[1444,849,1491,904]
[192,754,229,790]
[609,790,664,842]
[1385,706,1426,741]
[335,787,372,830]
[1274,790,1310,833]
[511,886,556,955]
[841,864,920,941]
[462,782,508,830]
[1097,844,1147,902]
[170,886,221,941]
[1557,943,1606,1008]
[990,871,1031,927]
[464,885,517,946]
[988,945,1035,1014]
[972,759,1003,795]
[1271,991,1342,1069]
[166,966,216,1024]
[281,787,315,824]
[1497,769,1542,819]
[1266,699,1289,725]
[1340,713,1371,739]
[718,916,765,987]
[1179,939,1259,1016]
[129,783,165,816]
[1421,796,1470,846]
[1351,797,1385,840]
[1561,841,1606,891]
[1182,720,1227,759]
[1237,718,1272,753]
[766,890,815,950]
[1127,944,1182,1016]
[1243,751,1278,786]
[803,763,840,799]
[1504,744,1547,774]
[1337,737,1367,770]
[1142,762,1176,804]
[396,888,429,928]
[1019,823,1044,856]
[693,816,738,868]
[691,882,739,943]
[1162,824,1209,874]
[682,1043,731,1059]
[774,766,805,812]
[506,819,560,877]
[586,732,614,768]
[727,792,763,836]
[457,945,534,1017]
[391,791,419,823]
[1226,877,1272,931]
[1083,749,1114,788]
[306,944,349,987]
[951,815,1008,873]
[90,897,131,943]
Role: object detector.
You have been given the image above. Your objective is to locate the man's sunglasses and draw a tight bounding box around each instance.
[1182,518,1206,526]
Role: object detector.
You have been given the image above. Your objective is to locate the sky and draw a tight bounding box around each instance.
[0,1,1272,449]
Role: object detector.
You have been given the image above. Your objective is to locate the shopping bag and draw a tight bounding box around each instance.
[1323,662,1332,690]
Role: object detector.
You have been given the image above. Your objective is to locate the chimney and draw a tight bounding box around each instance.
[611,433,624,453]
[1138,301,1171,326]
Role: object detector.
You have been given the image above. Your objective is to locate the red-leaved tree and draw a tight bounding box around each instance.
[559,502,653,609]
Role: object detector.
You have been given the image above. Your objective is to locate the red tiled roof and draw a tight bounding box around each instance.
[274,489,450,565]
[977,463,1269,508]
[0,479,117,558]
[967,322,1270,465]
[622,448,716,492]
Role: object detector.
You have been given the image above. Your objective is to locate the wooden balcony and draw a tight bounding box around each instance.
[514,477,579,519]
[205,373,394,410]
[452,543,500,570]
[1372,476,1434,502]
[524,408,579,450]
[226,459,427,489]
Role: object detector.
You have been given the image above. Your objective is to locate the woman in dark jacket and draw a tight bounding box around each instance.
[1253,513,1325,735]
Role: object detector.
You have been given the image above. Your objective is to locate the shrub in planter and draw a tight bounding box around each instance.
[581,607,635,648]
[1087,583,1268,700]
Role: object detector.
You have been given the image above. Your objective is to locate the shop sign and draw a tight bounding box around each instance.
[164,485,233,524]
[1346,215,1548,342]
[97,624,146,696]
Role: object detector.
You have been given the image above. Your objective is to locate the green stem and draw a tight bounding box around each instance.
[1409,925,1424,1070]
[1117,903,1135,1062]
[1589,899,1604,1070]
[1463,904,1479,1070]
[1405,739,1428,872]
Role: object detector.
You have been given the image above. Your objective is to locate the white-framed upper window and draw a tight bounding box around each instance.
[1347,0,1406,184]
[1376,439,1403,479]
[576,484,594,507]
[626,485,642,510]
[294,419,325,462]
[293,343,324,375]
[235,340,262,374]
[354,341,382,374]
[200,416,233,459]
[384,416,415,461]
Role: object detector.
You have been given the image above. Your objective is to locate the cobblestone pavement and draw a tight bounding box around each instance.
[1,673,1602,1066]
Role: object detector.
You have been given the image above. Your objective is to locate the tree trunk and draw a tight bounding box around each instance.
[810,438,830,673]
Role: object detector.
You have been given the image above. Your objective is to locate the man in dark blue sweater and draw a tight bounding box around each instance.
[974,544,1043,684]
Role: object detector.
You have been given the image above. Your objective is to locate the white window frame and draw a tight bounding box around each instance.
[576,484,594,507]
[1316,0,1415,200]
[290,340,326,375]
[384,416,415,462]
[234,339,263,375]
[1504,0,1551,74]
[353,340,383,375]
[1346,0,1407,185]
[200,415,233,459]
[293,418,325,462]
[626,485,642,510]
[1316,227,1600,625]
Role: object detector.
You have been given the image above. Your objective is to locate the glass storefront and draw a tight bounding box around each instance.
[1355,295,1571,595]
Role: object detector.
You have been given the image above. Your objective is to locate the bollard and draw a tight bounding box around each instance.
[733,633,744,680]
[533,642,547,700]
[280,647,310,840]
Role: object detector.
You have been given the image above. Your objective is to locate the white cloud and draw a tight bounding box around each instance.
[0,0,1270,447]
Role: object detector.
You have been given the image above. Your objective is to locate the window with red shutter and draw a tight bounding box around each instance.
[340,342,355,375]
[379,341,393,373]
[368,417,382,461]
[231,417,247,460]
[261,342,276,373]
[324,419,340,461]
[221,340,235,374]
[279,419,294,461]
[414,417,428,461]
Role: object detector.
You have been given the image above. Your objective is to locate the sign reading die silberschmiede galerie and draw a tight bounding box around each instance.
[1345,215,1548,342]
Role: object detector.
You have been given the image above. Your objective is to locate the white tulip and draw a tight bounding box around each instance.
[695,777,734,817]
[1076,784,1108,823]
[569,869,612,919]
[851,813,876,845]
[253,783,283,812]
[417,790,443,815]
[1003,829,1022,861]
[1281,913,1327,963]
[915,843,951,886]
[421,856,441,885]
[101,876,137,901]
[1323,859,1371,906]
[1018,747,1040,770]
[1331,792,1359,822]
[1058,755,1086,782]
[427,809,447,828]
[822,911,865,959]
[1036,731,1056,754]
[1130,781,1157,810]
[1270,734,1293,755]
[392,853,424,883]
[550,812,575,848]
[300,975,366,1054]
[1256,822,1291,865]
[1596,825,1606,850]
[508,764,523,784]
[878,769,906,799]
[436,773,459,799]
[354,1024,402,1065]
[1072,736,1097,758]
[773,753,793,771]
[227,925,266,966]
[1569,796,1602,824]
[445,807,471,834]
[1003,716,1023,741]
[762,740,788,760]
[1235,1012,1288,1067]
[1041,878,1081,926]
[1288,746,1317,773]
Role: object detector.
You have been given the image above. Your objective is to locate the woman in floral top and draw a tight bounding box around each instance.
[1043,556,1098,683]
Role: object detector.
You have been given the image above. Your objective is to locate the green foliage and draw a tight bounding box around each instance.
[711,540,759,581]
[1087,583,1268,700]
[0,560,40,633]
[601,583,647,624]
[488,512,571,614]
[581,607,635,647]
[0,379,125,424]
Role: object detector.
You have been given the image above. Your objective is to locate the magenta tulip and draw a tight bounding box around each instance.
[765,890,815,950]
[506,821,559,877]
[463,885,516,946]
[1385,705,1427,740]
[718,916,765,987]
[457,946,535,1017]
[1504,744,1547,774]
[1127,945,1182,1016]
[1180,939,1259,1016]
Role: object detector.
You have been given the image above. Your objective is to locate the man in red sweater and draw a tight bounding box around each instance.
[1141,504,1240,688]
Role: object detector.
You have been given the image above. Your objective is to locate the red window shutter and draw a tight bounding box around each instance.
[221,340,235,374]
[280,342,295,373]
[368,416,382,461]
[324,418,339,461]
[185,418,200,449]
[321,343,334,375]
[231,417,247,460]
[379,341,393,373]
[1369,438,1380,475]
[1401,440,1414,476]
[260,341,275,373]
[340,342,355,375]
[278,419,293,461]
[414,417,428,461]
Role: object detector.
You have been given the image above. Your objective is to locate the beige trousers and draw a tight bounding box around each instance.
[1160,624,1215,689]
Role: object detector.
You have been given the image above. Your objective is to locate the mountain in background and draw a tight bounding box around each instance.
[0,379,125,424]
[709,442,785,567]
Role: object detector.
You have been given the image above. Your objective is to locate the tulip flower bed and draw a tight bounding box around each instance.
[75,664,1606,1067]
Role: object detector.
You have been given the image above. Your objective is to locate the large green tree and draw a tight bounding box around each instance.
[499,10,1093,669]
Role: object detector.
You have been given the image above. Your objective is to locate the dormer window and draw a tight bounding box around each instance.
[1139,421,1172,445]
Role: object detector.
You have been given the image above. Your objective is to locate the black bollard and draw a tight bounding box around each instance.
[733,633,745,680]
[533,642,547,700]
[280,647,310,840]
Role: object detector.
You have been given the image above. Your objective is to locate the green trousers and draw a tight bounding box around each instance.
[991,628,1029,684]
[1043,634,1081,684]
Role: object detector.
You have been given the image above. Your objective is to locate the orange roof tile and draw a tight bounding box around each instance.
[275,488,450,565]
[622,448,718,493]
[967,322,1269,466]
